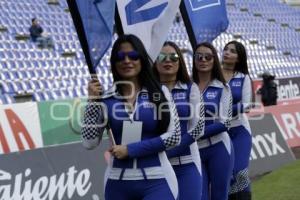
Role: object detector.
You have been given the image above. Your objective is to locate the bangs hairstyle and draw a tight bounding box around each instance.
[224,41,249,75]
[192,42,226,85]
[153,41,191,83]
[110,34,170,135]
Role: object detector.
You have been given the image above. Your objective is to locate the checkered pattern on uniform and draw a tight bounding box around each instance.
[229,168,251,194]
[81,102,102,140]
[162,98,181,149]
[190,94,205,140]
[224,90,233,128]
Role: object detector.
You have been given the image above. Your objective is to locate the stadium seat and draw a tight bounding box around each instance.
[0,0,299,104]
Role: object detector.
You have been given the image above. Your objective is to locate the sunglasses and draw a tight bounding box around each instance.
[116,51,140,62]
[157,53,179,63]
[194,53,213,61]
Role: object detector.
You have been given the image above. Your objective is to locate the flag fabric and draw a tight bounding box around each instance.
[67,0,115,73]
[182,0,229,45]
[116,0,181,61]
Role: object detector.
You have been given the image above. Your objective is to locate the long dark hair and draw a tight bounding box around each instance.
[192,42,226,85]
[223,41,249,75]
[223,41,254,103]
[153,41,191,83]
[110,34,170,134]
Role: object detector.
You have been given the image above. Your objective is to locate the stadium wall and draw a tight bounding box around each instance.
[284,0,300,6]
[0,99,299,199]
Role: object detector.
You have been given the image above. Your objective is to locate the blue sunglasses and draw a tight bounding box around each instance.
[116,51,140,61]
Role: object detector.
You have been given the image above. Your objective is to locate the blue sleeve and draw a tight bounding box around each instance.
[200,122,227,139]
[167,134,194,158]
[127,86,181,158]
[127,137,165,158]
[232,103,244,116]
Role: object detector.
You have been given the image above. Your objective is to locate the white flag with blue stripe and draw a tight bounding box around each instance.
[116,0,181,61]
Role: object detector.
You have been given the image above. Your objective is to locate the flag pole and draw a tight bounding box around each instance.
[67,0,96,75]
[68,0,117,145]
[180,1,197,51]
[114,2,124,36]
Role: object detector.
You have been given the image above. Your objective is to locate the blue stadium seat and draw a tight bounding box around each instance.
[33,92,43,102]
[0,81,14,94]
[0,0,299,104]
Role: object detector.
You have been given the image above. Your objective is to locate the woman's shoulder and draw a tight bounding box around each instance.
[234,72,249,79]
[210,79,225,88]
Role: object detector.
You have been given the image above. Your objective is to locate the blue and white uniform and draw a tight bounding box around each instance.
[82,86,181,200]
[198,79,234,200]
[227,72,252,194]
[166,81,205,200]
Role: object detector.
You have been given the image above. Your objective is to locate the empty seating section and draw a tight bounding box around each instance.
[0,0,113,103]
[223,0,300,77]
[0,0,299,104]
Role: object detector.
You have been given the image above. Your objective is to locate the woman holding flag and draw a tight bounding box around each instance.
[81,34,181,200]
[192,42,234,200]
[154,41,205,200]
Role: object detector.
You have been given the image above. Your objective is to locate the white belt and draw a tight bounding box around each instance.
[197,132,227,149]
[108,166,165,180]
[169,155,194,166]
[230,113,250,128]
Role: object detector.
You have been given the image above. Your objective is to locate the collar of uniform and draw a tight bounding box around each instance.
[209,79,225,88]
[174,81,188,90]
[140,87,148,92]
[232,72,245,78]
[101,85,148,99]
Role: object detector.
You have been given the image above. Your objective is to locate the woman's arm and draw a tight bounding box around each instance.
[167,83,205,157]
[126,86,181,158]
[81,101,106,149]
[200,85,232,139]
[232,75,253,115]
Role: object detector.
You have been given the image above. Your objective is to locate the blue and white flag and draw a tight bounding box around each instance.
[67,0,115,72]
[183,0,229,44]
[116,0,181,61]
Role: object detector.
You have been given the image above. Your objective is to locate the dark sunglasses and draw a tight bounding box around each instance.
[116,51,140,61]
[157,53,179,63]
[194,53,213,61]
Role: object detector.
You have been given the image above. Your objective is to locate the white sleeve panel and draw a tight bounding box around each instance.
[160,86,181,149]
[187,83,205,139]
[219,85,232,127]
[242,75,253,110]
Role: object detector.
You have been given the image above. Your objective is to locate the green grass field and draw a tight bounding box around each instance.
[253,160,300,200]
